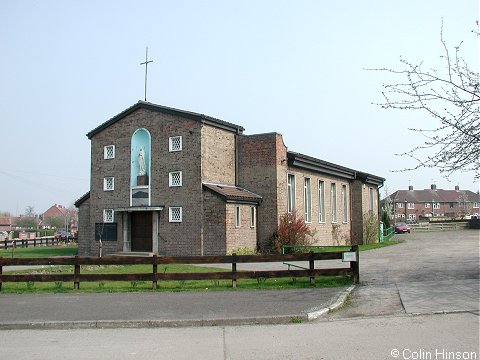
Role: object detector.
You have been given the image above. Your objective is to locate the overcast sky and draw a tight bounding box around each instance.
[0,1,478,216]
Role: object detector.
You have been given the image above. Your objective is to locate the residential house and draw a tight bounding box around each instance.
[387,184,479,222]
[0,216,13,232]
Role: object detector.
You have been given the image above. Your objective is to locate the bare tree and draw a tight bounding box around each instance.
[370,21,479,180]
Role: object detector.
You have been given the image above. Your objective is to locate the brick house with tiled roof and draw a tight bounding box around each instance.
[75,101,384,256]
[387,184,480,222]
[42,204,68,219]
[0,216,13,231]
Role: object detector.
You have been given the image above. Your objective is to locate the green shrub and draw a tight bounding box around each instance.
[363,213,379,244]
[227,247,257,255]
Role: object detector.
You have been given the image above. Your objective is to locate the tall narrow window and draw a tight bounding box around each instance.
[341,184,348,223]
[304,178,311,223]
[318,180,325,222]
[235,206,241,228]
[287,174,296,213]
[331,183,337,223]
[250,206,256,228]
[369,188,375,216]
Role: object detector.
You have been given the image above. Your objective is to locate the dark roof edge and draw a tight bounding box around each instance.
[202,183,263,204]
[87,101,245,139]
[287,152,385,185]
[74,191,90,207]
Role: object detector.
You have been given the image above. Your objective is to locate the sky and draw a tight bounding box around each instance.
[0,0,478,216]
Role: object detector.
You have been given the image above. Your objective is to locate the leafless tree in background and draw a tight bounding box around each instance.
[370,21,479,180]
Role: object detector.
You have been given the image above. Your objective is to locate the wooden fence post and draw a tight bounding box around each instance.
[232,253,237,288]
[309,252,315,285]
[152,254,158,290]
[0,264,2,291]
[74,256,80,290]
[351,245,360,284]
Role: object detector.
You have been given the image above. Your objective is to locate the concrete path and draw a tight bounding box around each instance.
[0,287,352,329]
[327,230,480,319]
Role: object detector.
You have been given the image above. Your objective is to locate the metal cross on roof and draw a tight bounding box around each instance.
[140,47,153,101]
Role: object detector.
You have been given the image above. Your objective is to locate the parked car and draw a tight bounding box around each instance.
[0,231,8,238]
[54,230,68,240]
[394,223,411,234]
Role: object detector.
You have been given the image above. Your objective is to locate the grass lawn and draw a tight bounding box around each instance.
[283,239,404,254]
[0,244,78,258]
[0,244,352,294]
[1,237,404,294]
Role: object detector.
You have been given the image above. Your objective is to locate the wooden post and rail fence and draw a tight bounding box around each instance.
[0,245,359,291]
[1,236,76,249]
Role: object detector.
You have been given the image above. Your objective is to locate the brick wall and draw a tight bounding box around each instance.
[282,167,352,246]
[201,126,235,184]
[202,190,226,255]
[77,197,91,256]
[350,180,364,245]
[225,203,257,252]
[88,107,204,256]
[237,133,283,250]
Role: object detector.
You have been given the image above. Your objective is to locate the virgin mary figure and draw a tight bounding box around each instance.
[138,147,147,176]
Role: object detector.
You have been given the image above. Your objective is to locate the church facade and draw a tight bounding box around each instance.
[75,101,384,256]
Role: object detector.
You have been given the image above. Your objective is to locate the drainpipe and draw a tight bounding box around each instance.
[235,128,240,186]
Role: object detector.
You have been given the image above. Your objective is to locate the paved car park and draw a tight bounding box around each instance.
[327,230,479,319]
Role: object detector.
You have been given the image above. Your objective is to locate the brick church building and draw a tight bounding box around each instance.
[75,101,384,256]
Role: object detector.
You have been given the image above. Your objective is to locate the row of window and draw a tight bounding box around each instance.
[287,174,349,224]
[395,202,479,209]
[102,207,183,223]
[103,171,183,191]
[103,136,183,160]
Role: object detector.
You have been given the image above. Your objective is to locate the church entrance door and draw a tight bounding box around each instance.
[131,211,152,252]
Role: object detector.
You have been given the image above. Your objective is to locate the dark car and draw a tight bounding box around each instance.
[54,231,68,240]
[394,223,411,234]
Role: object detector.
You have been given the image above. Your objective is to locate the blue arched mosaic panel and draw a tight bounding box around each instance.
[130,128,151,206]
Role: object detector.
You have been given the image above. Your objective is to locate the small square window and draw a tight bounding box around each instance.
[169,207,182,222]
[104,145,115,159]
[104,177,114,191]
[103,209,114,223]
[169,136,182,152]
[169,171,183,187]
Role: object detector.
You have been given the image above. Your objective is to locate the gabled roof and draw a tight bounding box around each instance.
[203,182,262,204]
[287,152,385,186]
[87,101,244,139]
[388,189,479,203]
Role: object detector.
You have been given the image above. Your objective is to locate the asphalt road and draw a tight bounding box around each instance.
[327,230,479,319]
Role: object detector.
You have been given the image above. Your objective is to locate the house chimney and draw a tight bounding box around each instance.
[431,184,437,190]
[408,185,413,191]
[455,185,460,191]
